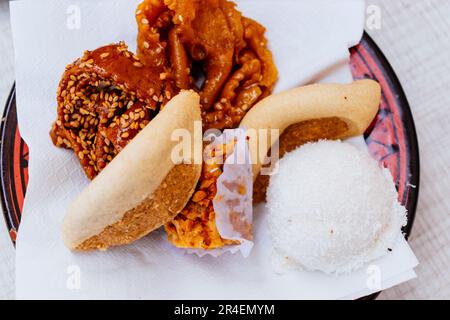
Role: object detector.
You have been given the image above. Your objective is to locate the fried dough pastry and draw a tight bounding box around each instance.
[165,141,239,249]
[136,0,277,250]
[50,42,176,179]
[136,0,278,130]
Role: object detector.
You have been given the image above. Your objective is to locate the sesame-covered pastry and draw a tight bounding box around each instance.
[50,42,176,179]
[136,0,278,250]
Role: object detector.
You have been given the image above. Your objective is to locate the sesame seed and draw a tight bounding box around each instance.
[141,18,149,25]
[121,132,129,138]
[62,138,70,145]
[143,41,150,49]
[133,61,144,68]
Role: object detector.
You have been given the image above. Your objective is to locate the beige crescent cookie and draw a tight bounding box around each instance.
[62,91,203,251]
[239,80,381,177]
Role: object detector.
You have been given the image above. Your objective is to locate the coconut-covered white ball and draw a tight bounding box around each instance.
[267,140,407,274]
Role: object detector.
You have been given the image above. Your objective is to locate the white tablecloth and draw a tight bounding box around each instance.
[0,0,449,300]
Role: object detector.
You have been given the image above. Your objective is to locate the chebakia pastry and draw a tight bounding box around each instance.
[134,0,277,249]
[62,91,202,250]
[136,0,278,130]
[50,42,176,179]
[165,139,241,249]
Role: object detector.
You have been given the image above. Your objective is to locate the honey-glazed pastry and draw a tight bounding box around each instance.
[50,42,176,179]
[136,0,278,130]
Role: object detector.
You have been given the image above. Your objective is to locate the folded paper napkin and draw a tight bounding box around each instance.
[10,0,418,299]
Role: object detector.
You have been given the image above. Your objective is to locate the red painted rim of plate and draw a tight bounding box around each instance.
[0,32,420,247]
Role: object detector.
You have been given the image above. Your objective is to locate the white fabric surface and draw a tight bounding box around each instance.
[7,0,420,299]
[367,0,450,300]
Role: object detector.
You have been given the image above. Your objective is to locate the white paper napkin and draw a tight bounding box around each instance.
[10,0,418,299]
